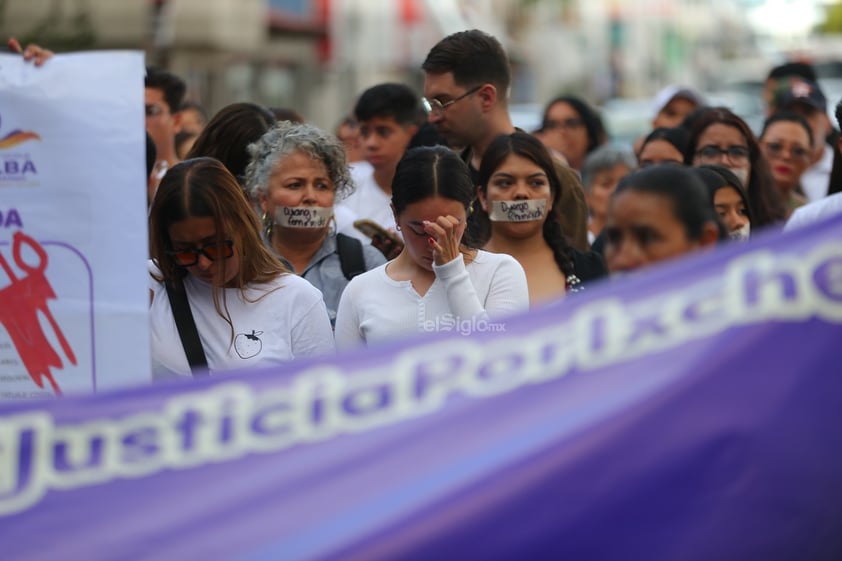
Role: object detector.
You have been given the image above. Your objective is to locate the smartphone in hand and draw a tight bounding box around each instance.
[353,219,404,259]
[353,219,403,245]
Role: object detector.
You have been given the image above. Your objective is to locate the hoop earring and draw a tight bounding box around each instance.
[262,211,274,240]
[395,224,402,231]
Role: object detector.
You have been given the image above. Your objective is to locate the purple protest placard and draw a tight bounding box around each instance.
[1,215,841,561]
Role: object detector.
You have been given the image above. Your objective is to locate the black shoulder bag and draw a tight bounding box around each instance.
[165,277,209,376]
[336,232,367,280]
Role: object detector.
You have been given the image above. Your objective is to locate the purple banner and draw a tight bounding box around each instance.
[2,215,842,561]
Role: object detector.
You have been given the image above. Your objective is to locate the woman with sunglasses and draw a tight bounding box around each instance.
[148,157,334,379]
[759,112,814,216]
[334,146,529,348]
[685,107,786,228]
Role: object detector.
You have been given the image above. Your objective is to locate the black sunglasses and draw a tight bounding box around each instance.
[167,240,234,267]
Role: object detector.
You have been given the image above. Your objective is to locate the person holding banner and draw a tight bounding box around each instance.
[603,165,721,274]
[148,158,334,378]
[245,121,386,326]
[334,146,529,347]
[475,131,607,304]
[6,38,53,65]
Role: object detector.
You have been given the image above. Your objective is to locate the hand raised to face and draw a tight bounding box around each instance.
[423,215,465,266]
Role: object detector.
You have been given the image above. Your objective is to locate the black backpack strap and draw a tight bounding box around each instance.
[165,277,209,375]
[336,232,367,280]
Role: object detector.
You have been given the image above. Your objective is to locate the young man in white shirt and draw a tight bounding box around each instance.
[339,83,420,258]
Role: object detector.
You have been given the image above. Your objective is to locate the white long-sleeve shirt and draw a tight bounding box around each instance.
[334,250,529,349]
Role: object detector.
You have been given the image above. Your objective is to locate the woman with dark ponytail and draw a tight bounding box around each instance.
[476,132,607,304]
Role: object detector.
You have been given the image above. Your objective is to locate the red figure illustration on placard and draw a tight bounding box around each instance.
[0,231,76,395]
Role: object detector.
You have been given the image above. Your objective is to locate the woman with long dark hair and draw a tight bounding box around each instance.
[334,146,529,348]
[684,107,786,228]
[475,132,607,303]
[604,165,721,274]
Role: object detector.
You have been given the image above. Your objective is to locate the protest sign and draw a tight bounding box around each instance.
[1,216,841,560]
[0,52,150,396]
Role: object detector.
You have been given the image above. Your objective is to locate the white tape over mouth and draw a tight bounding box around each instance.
[488,199,547,222]
[729,222,751,242]
[274,206,333,228]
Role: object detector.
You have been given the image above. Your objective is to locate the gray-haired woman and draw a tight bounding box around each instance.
[245,121,386,326]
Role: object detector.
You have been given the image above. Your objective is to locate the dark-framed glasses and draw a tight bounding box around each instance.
[423,85,482,115]
[695,145,750,164]
[763,141,812,162]
[167,240,234,267]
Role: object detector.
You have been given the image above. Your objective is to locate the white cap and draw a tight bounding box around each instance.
[652,85,705,118]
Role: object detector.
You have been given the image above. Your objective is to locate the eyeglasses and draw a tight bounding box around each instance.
[762,141,812,162]
[145,104,167,117]
[695,145,750,164]
[423,85,482,115]
[167,240,234,267]
[542,117,584,131]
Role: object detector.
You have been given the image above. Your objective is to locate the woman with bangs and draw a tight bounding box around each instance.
[148,157,334,379]
[685,107,787,228]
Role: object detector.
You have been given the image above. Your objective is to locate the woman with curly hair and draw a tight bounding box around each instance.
[245,121,386,326]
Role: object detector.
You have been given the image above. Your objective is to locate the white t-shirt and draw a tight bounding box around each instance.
[334,250,529,348]
[149,263,334,379]
[339,164,398,234]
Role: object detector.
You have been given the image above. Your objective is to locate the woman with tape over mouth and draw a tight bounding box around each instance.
[245,121,386,327]
[475,132,607,304]
[603,165,721,274]
[334,146,529,348]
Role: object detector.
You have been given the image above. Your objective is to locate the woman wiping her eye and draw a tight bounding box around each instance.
[334,146,529,348]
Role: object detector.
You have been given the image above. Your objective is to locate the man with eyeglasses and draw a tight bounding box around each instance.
[145,66,186,200]
[421,29,589,251]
